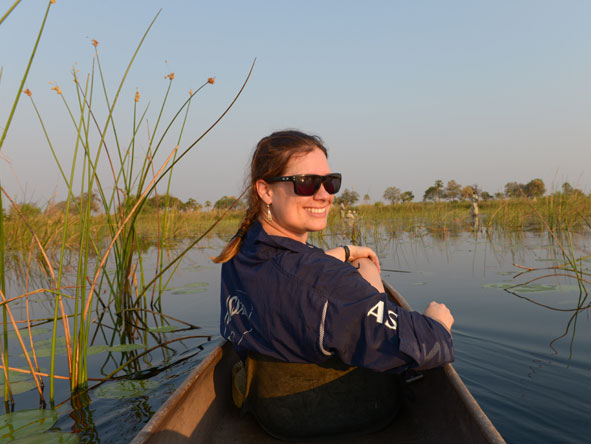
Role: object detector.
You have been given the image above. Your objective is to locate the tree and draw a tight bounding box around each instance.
[334,188,359,206]
[183,198,201,211]
[423,186,438,202]
[494,192,505,200]
[204,200,212,210]
[383,186,401,204]
[10,202,41,218]
[214,195,239,210]
[363,193,371,204]
[445,180,462,201]
[481,191,493,201]
[523,178,545,198]
[424,180,444,202]
[504,182,522,198]
[49,192,100,214]
[401,191,414,203]
[461,185,475,200]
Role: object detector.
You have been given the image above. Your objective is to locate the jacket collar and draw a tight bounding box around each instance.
[246,220,319,254]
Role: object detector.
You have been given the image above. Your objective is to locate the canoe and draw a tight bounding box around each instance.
[131,281,505,444]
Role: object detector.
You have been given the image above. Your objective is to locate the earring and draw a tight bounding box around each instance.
[266,204,273,222]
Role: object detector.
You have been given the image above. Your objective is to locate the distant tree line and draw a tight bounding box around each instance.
[2,179,587,219]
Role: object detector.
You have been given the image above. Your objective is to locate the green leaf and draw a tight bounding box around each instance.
[0,409,58,441]
[12,431,78,444]
[0,380,37,395]
[86,345,109,356]
[147,325,177,333]
[94,380,159,399]
[483,283,582,293]
[19,337,67,358]
[3,328,51,340]
[106,343,146,353]
[170,282,208,295]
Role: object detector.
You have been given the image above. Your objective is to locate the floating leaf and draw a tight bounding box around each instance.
[412,282,426,286]
[0,380,37,395]
[496,271,516,276]
[19,337,67,358]
[11,431,78,444]
[148,325,177,333]
[171,282,208,295]
[87,345,109,356]
[94,380,159,399]
[483,283,582,293]
[2,328,51,340]
[0,409,58,441]
[106,344,146,353]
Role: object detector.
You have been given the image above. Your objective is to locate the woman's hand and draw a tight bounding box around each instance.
[326,245,381,273]
[423,301,454,334]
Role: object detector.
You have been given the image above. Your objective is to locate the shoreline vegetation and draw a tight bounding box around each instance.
[3,194,591,254]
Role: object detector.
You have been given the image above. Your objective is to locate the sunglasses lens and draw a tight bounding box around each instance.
[294,176,321,196]
[323,175,341,194]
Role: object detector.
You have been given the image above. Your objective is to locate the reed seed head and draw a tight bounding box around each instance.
[51,85,62,95]
[208,77,215,84]
[135,91,140,102]
[23,89,32,96]
[165,72,175,80]
[91,39,99,47]
[50,0,56,4]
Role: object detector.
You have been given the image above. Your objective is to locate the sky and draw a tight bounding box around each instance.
[1,0,590,205]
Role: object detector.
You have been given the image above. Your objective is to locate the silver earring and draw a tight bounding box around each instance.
[267,204,273,222]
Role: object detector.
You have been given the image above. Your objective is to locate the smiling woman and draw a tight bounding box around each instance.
[212,130,455,440]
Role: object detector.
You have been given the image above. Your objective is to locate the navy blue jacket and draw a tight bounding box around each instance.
[220,221,454,372]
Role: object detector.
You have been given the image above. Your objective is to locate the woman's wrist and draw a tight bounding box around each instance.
[341,245,350,262]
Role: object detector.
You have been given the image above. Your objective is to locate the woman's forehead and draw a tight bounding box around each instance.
[283,148,331,175]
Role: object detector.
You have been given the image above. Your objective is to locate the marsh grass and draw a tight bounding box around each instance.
[1,3,253,414]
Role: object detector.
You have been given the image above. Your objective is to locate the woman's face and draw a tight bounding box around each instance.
[257,147,334,243]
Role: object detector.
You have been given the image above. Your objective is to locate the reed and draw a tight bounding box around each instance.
[1,3,253,412]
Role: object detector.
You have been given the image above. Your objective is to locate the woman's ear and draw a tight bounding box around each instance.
[255,179,273,205]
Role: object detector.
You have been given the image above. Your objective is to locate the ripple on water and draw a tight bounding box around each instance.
[454,329,591,444]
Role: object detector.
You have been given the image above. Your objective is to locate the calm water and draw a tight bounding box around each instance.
[2,230,590,443]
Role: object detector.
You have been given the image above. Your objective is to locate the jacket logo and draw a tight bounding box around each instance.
[224,295,251,326]
[367,301,398,330]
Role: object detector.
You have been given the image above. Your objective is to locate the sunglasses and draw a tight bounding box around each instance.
[266,173,342,196]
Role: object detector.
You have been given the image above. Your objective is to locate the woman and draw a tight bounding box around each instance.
[213,130,454,439]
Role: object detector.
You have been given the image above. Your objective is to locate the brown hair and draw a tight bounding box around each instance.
[211,130,328,263]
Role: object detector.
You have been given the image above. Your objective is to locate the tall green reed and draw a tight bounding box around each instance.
[1,3,254,407]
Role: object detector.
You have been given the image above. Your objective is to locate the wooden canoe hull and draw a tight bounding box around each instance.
[132,282,505,444]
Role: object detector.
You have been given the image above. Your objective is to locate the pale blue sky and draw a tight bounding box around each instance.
[1,0,590,204]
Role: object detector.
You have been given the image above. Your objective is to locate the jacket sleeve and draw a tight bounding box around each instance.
[319,267,454,372]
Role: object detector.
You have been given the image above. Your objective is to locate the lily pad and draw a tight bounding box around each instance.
[496,271,516,276]
[106,343,146,353]
[86,345,109,356]
[19,337,67,358]
[483,283,582,293]
[12,431,78,444]
[0,375,37,395]
[94,379,159,399]
[148,325,178,333]
[412,282,426,286]
[3,328,51,340]
[0,409,58,441]
[171,282,208,295]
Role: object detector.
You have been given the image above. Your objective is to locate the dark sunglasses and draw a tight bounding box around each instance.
[266,173,342,196]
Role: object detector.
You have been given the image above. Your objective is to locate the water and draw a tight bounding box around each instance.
[2,231,590,443]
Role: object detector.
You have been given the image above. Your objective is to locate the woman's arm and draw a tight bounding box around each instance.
[325,245,381,273]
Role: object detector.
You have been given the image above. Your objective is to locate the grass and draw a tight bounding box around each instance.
[0,2,253,411]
